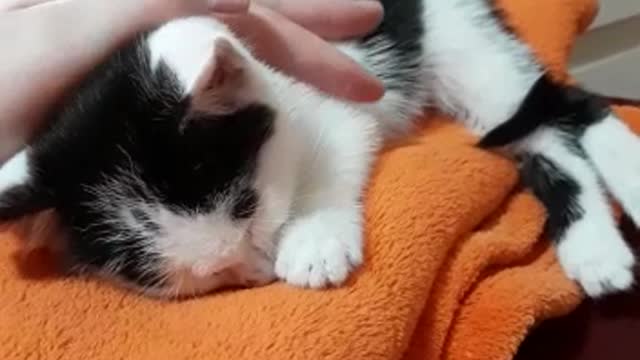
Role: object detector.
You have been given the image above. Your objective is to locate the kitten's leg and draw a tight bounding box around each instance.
[518,128,635,297]
[274,106,379,288]
[581,112,640,226]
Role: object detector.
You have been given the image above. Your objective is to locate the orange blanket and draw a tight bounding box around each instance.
[1,0,634,359]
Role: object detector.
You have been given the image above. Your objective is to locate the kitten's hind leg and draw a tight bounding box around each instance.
[580,112,640,227]
[519,128,635,297]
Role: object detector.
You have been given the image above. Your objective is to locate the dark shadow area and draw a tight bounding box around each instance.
[11,245,64,280]
[516,214,640,360]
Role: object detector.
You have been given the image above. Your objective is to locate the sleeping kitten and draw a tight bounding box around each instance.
[0,0,638,298]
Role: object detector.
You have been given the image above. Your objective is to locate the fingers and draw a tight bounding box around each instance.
[207,0,249,13]
[0,0,64,12]
[146,0,249,24]
[220,4,385,102]
[255,0,384,40]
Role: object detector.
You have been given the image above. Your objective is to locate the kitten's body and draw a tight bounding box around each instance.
[1,0,638,298]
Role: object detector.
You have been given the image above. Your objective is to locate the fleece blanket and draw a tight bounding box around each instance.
[0,0,631,359]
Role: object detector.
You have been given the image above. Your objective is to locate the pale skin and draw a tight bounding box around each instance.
[0,0,385,161]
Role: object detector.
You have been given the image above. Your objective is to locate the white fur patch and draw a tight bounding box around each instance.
[421,0,542,134]
[0,150,30,193]
[147,17,235,94]
[152,205,247,272]
[149,205,277,295]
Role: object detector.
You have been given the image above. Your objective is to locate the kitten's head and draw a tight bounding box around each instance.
[0,18,296,298]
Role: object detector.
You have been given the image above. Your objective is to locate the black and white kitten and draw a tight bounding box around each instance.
[0,0,638,298]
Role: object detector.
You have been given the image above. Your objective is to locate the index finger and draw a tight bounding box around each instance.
[255,0,384,40]
[219,5,385,102]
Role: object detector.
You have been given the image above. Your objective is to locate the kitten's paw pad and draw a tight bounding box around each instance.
[275,209,363,288]
[557,222,635,298]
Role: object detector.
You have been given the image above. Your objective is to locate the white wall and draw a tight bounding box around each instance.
[569,0,640,98]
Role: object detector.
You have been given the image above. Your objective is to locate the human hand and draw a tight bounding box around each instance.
[0,0,383,161]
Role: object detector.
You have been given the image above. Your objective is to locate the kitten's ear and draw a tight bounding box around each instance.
[192,37,248,97]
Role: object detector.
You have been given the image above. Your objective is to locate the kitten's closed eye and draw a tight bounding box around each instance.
[232,189,258,220]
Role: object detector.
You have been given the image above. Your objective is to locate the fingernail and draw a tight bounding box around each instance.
[355,0,385,28]
[209,0,250,13]
[355,0,384,12]
[355,77,386,102]
[342,75,386,103]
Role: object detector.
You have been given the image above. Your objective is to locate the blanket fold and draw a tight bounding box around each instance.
[2,0,635,359]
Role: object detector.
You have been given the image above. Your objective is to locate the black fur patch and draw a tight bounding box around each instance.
[519,153,584,242]
[1,35,275,288]
[0,183,51,221]
[231,188,258,220]
[359,0,424,95]
[478,75,612,148]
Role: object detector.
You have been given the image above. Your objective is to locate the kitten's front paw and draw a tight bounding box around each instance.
[275,208,363,288]
[557,218,636,298]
